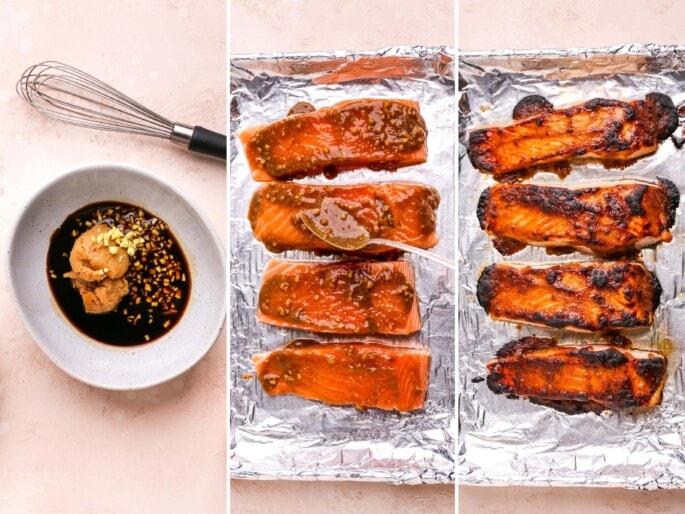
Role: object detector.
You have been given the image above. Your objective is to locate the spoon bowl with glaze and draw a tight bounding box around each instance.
[299,198,454,270]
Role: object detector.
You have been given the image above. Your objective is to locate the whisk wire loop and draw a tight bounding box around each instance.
[17,60,227,159]
[17,61,175,139]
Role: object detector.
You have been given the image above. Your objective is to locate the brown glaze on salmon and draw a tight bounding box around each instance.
[477,262,661,332]
[240,98,427,181]
[467,93,678,179]
[487,335,667,413]
[258,259,420,335]
[253,339,430,411]
[248,182,440,254]
[477,178,679,257]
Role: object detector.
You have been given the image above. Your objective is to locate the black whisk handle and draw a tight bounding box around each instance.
[189,126,227,160]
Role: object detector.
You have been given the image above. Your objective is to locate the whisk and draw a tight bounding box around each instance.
[17,61,226,160]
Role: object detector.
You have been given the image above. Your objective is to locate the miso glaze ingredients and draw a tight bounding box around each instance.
[47,202,191,346]
[63,224,131,314]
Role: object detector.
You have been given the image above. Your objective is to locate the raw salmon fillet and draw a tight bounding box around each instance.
[253,339,431,411]
[477,261,661,332]
[477,178,679,256]
[240,98,427,181]
[467,93,677,178]
[258,259,421,335]
[248,182,440,254]
[487,335,667,413]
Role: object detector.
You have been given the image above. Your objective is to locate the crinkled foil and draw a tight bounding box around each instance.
[459,44,685,489]
[230,46,455,484]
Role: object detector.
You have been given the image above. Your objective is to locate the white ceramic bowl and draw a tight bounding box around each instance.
[6,163,226,390]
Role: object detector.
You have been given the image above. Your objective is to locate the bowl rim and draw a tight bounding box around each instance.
[5,161,227,390]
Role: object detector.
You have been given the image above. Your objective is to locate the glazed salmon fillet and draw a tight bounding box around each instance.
[258,259,421,335]
[477,261,661,332]
[248,182,440,254]
[467,93,677,178]
[253,339,430,411]
[240,98,427,181]
[487,336,667,413]
[477,178,679,256]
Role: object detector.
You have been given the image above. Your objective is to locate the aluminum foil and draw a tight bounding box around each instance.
[459,44,685,489]
[229,46,455,484]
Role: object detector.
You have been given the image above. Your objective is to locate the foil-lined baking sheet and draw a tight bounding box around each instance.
[459,44,685,489]
[230,46,455,484]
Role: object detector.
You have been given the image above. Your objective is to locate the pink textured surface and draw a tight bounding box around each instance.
[231,0,454,54]
[0,1,226,512]
[230,0,454,512]
[460,0,685,51]
[460,0,685,512]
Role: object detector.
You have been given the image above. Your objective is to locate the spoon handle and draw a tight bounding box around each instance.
[368,239,455,270]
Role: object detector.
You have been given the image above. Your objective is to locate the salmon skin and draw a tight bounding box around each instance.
[477,178,679,257]
[258,259,421,335]
[253,339,430,411]
[248,182,440,254]
[487,335,667,413]
[477,261,661,332]
[467,93,678,179]
[240,98,428,181]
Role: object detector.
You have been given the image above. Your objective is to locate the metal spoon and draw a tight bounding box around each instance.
[298,199,455,270]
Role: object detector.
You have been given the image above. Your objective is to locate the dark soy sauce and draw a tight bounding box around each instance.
[47,202,191,346]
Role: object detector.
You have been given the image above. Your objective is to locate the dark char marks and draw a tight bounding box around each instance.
[495,335,557,359]
[512,95,554,120]
[476,188,490,230]
[624,185,648,216]
[647,92,678,140]
[476,264,496,313]
[467,129,494,172]
[657,176,680,228]
[574,347,628,368]
[636,357,668,386]
[651,271,663,312]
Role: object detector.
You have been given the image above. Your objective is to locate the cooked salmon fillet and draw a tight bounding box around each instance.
[487,335,667,413]
[258,259,421,335]
[248,182,440,254]
[467,93,677,178]
[477,178,679,256]
[240,98,427,181]
[477,261,660,332]
[253,339,431,411]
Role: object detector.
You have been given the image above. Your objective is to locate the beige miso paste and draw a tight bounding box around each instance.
[47,202,191,346]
